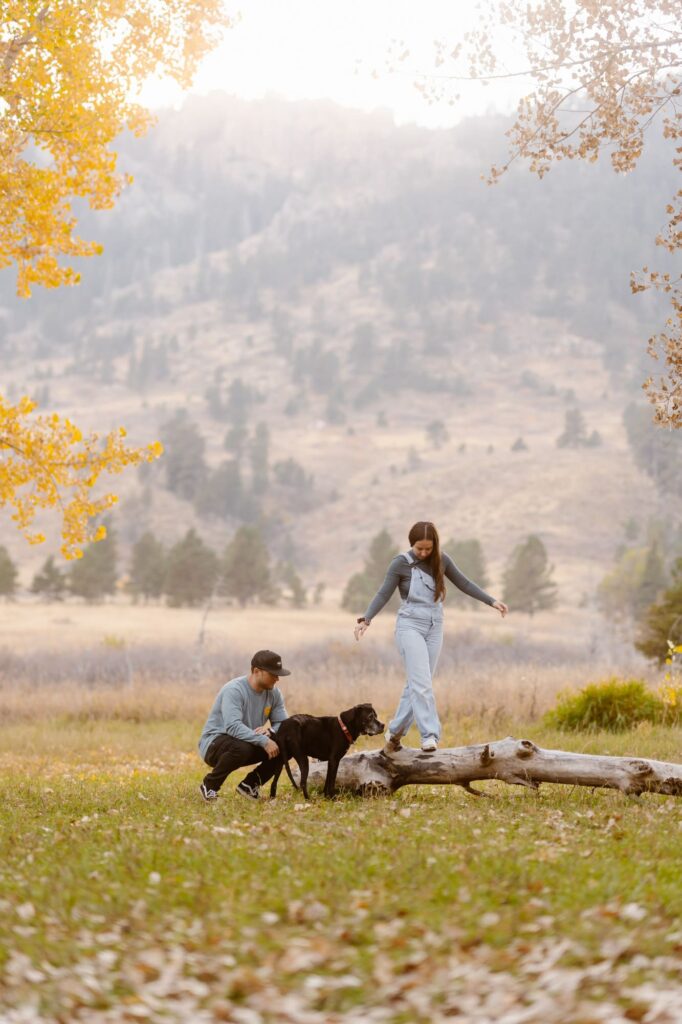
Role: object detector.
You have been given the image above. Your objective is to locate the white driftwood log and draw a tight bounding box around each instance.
[299,737,682,798]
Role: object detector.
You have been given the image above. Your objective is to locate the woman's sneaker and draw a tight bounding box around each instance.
[421,737,438,752]
[383,730,403,753]
[199,782,219,801]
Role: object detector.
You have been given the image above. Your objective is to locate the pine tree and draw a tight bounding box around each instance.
[502,535,558,615]
[0,546,18,598]
[196,460,252,520]
[226,378,252,425]
[224,425,248,455]
[161,411,207,501]
[31,555,67,601]
[426,420,449,449]
[279,562,307,608]
[443,538,489,607]
[597,548,647,619]
[250,423,270,495]
[164,529,218,608]
[632,542,667,622]
[636,558,682,666]
[221,525,275,607]
[623,402,682,498]
[273,458,312,490]
[129,532,166,602]
[69,523,118,601]
[205,381,224,420]
[598,543,669,621]
[556,408,588,448]
[341,528,399,612]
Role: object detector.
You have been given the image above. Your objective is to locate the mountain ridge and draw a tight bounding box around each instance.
[0,92,677,601]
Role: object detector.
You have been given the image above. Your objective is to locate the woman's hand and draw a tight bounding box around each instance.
[354,619,369,641]
[492,600,509,617]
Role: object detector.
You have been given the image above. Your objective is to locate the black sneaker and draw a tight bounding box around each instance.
[236,780,260,801]
[199,782,219,802]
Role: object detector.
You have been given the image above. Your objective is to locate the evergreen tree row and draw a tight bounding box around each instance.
[340,529,682,659]
[341,530,557,616]
[160,409,315,522]
[25,525,309,608]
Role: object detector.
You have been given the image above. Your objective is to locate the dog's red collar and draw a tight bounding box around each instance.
[337,716,354,744]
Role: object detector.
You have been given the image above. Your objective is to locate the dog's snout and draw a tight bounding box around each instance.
[367,718,384,735]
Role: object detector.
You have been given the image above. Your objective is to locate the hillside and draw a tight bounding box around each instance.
[0,93,680,603]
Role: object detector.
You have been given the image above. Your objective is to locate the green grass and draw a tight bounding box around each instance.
[1,720,682,1022]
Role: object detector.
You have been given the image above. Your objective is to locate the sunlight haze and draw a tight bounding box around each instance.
[139,0,523,126]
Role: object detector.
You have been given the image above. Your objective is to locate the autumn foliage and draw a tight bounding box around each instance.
[421,0,682,427]
[0,2,229,554]
[0,1,230,296]
[0,396,163,558]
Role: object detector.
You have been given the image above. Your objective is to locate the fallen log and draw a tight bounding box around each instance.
[299,737,682,798]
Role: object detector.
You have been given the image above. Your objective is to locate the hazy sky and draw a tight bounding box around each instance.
[141,0,524,127]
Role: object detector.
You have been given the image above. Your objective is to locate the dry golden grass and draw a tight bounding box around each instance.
[0,600,372,651]
[0,603,656,732]
[0,598,610,652]
[0,660,651,730]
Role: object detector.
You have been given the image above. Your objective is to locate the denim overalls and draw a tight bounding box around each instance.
[388,551,444,742]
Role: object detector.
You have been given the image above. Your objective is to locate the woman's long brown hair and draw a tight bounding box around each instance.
[408,521,446,603]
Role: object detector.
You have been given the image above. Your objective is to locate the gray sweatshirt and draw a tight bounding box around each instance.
[198,675,288,759]
[362,553,495,623]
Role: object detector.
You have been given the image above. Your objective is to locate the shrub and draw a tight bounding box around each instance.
[544,677,665,732]
[658,680,682,727]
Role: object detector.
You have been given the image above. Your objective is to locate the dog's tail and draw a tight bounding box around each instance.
[278,734,299,790]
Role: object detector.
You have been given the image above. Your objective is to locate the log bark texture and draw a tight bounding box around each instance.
[299,737,682,798]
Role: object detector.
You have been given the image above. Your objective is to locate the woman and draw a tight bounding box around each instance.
[354,521,508,752]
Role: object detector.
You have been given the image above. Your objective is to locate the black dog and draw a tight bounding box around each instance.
[269,703,384,799]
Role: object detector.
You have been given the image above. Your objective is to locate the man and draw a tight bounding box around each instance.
[198,649,290,802]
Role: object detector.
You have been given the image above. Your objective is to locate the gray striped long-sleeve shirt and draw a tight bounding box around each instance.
[362,553,495,623]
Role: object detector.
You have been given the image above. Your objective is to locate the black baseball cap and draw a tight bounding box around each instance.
[251,650,291,677]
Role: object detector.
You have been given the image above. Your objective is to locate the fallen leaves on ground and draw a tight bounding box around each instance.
[2,920,682,1023]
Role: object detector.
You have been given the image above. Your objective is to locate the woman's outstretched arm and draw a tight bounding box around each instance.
[443,554,507,615]
[354,556,404,639]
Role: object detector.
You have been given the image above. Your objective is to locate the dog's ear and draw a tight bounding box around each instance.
[344,706,361,727]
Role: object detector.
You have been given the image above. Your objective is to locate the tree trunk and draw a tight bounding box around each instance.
[298,737,682,798]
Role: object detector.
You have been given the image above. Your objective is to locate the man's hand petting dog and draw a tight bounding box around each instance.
[252,724,279,758]
[269,703,384,800]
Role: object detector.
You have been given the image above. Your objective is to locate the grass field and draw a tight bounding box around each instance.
[2,720,682,1023]
[1,607,680,1022]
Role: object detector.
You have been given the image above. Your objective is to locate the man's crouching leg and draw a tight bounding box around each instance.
[238,750,283,801]
[201,735,273,801]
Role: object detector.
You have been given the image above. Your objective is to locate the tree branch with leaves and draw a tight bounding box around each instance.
[0,0,232,296]
[0,1,231,555]
[0,396,163,558]
[412,0,682,427]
